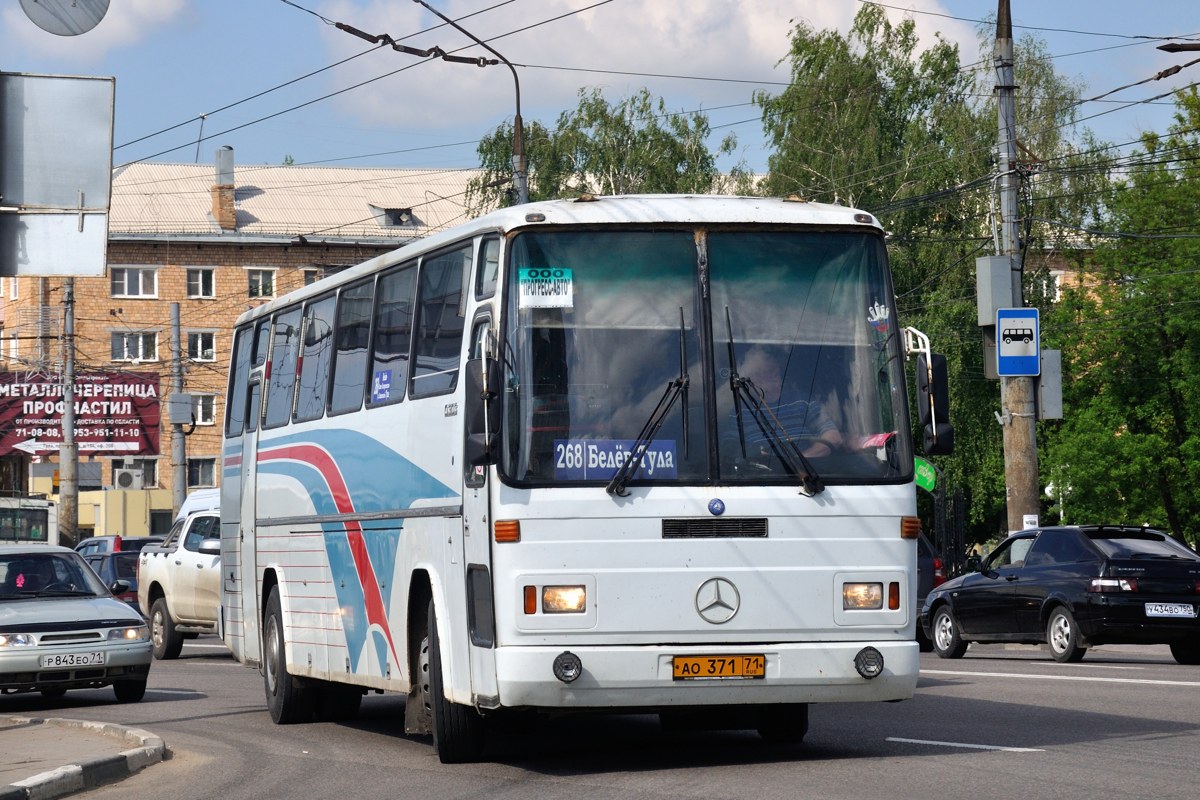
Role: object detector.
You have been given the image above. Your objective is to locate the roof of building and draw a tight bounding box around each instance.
[110,158,484,244]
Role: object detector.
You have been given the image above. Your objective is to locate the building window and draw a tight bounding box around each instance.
[304,269,320,286]
[193,394,215,425]
[248,269,275,298]
[187,331,216,361]
[384,208,412,226]
[111,331,158,362]
[7,333,18,361]
[112,458,158,487]
[187,268,216,298]
[8,278,17,300]
[110,267,158,298]
[187,457,216,488]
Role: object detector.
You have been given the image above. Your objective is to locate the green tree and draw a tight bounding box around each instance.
[466,88,743,213]
[755,6,1113,546]
[1043,90,1200,546]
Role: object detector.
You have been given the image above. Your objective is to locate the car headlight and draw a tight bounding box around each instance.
[108,625,150,642]
[0,632,36,647]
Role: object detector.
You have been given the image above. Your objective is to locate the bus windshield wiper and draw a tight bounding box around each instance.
[607,309,689,497]
[725,308,824,496]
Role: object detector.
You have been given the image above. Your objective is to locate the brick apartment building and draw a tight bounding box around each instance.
[0,146,481,536]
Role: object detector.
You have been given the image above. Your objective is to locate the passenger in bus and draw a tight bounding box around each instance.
[738,346,844,458]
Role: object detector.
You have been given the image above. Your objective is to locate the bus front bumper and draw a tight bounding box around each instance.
[492,640,918,709]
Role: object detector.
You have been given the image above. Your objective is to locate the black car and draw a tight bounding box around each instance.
[920,525,1200,664]
[83,551,141,611]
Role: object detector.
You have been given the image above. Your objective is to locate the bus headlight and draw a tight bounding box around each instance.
[542,585,587,613]
[842,582,883,610]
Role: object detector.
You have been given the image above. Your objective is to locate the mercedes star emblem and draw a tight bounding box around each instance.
[695,577,740,624]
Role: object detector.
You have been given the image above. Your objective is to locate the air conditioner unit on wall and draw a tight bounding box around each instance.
[113,468,144,490]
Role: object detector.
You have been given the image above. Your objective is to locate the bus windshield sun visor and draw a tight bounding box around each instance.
[606,309,690,497]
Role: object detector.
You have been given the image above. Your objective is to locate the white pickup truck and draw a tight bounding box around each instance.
[137,505,221,659]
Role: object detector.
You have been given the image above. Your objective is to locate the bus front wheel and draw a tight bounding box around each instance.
[757,703,809,743]
[263,587,314,724]
[426,599,485,763]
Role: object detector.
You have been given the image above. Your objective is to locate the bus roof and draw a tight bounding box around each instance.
[234,194,883,327]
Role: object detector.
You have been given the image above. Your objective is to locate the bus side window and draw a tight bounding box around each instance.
[476,237,500,299]
[367,264,417,407]
[329,278,374,415]
[263,307,302,428]
[294,293,336,422]
[411,244,469,399]
[225,326,253,437]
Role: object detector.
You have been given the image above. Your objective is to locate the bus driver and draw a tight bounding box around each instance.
[739,346,844,458]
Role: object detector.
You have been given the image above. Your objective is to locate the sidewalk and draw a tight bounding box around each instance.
[0,716,164,800]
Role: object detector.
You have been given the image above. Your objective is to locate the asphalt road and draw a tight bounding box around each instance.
[4,638,1197,800]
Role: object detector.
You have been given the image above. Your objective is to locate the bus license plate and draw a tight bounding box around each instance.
[1145,603,1197,618]
[673,654,765,680]
[40,652,107,668]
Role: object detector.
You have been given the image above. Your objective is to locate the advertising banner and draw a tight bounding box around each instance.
[0,371,161,456]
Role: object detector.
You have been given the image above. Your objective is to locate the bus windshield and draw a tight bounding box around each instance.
[500,226,912,486]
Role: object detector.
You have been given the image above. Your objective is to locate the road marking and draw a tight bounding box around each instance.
[182,643,230,651]
[888,737,1044,752]
[924,669,1200,688]
[148,689,205,696]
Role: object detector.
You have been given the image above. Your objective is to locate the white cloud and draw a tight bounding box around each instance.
[310,0,978,139]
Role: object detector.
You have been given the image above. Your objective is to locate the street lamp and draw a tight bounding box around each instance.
[410,0,528,205]
[1158,42,1200,53]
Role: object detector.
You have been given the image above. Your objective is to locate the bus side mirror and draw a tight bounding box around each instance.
[917,353,954,456]
[464,356,502,466]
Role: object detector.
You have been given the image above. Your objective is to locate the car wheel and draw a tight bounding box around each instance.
[39,687,67,699]
[1169,640,1200,665]
[113,679,147,703]
[427,599,485,763]
[1046,606,1087,662]
[756,703,809,743]
[150,598,183,660]
[931,606,968,659]
[263,587,314,724]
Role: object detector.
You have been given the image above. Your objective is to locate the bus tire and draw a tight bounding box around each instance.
[427,599,485,763]
[756,703,809,743]
[150,598,184,660]
[263,587,314,724]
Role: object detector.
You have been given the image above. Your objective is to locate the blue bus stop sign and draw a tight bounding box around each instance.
[996,308,1040,377]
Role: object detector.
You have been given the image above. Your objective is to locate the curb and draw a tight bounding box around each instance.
[0,717,165,800]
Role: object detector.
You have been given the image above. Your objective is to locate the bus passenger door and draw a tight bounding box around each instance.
[238,320,271,666]
[460,316,499,704]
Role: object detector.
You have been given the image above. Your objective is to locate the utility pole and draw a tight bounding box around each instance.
[59,277,78,547]
[995,0,1040,531]
[170,303,187,513]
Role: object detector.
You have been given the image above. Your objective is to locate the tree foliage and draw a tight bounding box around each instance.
[466,88,743,213]
[1043,90,1200,546]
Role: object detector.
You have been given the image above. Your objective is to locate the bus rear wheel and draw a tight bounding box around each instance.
[263,587,314,724]
[426,599,485,763]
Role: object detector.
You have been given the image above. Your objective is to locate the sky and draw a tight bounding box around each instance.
[2,0,1199,178]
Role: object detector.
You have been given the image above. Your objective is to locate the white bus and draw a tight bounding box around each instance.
[0,495,58,545]
[221,194,952,762]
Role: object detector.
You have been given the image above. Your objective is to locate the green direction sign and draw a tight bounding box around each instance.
[914,457,937,493]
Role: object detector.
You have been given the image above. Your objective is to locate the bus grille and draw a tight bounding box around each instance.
[662,518,768,538]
